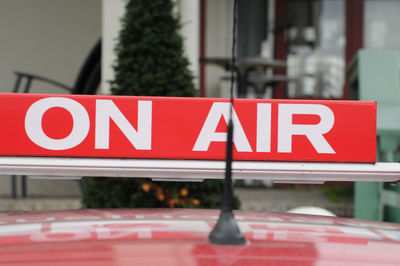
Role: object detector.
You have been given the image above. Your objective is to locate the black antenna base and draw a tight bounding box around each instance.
[209,209,246,245]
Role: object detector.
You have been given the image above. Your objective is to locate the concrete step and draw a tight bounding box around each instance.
[0,198,81,212]
[235,188,353,217]
[0,188,353,217]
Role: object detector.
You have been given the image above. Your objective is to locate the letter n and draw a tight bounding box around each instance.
[95,100,152,150]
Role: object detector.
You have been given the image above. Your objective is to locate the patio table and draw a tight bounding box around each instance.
[200,57,287,98]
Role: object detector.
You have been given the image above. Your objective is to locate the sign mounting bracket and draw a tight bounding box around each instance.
[0,157,399,183]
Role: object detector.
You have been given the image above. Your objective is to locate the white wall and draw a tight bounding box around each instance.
[177,0,200,89]
[0,0,101,197]
[0,0,101,94]
[101,0,126,94]
[205,0,234,97]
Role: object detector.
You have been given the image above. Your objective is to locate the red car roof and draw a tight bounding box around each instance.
[0,209,399,265]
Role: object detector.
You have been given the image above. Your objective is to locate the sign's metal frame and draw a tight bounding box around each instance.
[0,93,394,184]
[1,157,399,183]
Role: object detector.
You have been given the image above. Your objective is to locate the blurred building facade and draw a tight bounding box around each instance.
[0,0,400,198]
[0,0,101,197]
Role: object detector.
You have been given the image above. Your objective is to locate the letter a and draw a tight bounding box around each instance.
[193,102,252,152]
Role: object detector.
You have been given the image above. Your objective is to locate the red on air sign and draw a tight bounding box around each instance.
[0,93,376,162]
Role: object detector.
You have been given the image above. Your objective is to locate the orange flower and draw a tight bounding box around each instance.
[168,198,179,208]
[179,188,188,197]
[192,199,200,206]
[157,192,165,201]
[156,187,165,201]
[142,183,151,192]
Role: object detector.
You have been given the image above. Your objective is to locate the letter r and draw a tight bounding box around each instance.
[278,104,335,154]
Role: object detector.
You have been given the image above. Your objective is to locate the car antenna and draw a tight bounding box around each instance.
[208,0,246,246]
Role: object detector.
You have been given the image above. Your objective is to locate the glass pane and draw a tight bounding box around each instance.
[287,0,345,99]
[364,0,400,51]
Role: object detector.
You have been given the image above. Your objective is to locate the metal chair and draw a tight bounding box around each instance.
[10,40,101,198]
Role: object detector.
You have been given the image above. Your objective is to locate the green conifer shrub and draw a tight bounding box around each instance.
[82,0,239,209]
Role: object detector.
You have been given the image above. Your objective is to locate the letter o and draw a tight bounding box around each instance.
[25,97,90,150]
